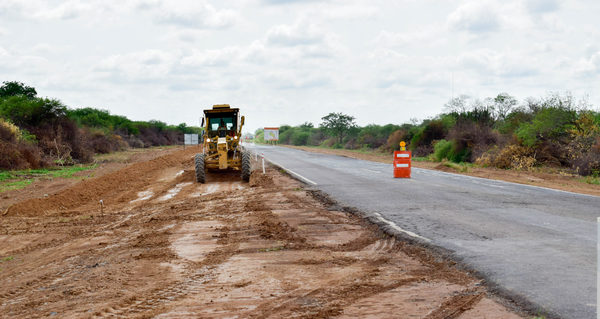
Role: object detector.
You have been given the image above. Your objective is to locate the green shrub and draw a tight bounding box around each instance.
[516,106,576,147]
[433,139,471,163]
[278,129,292,144]
[291,131,310,146]
[410,119,447,150]
[498,109,533,134]
[0,81,37,99]
[358,124,401,149]
[0,96,67,127]
[433,139,453,161]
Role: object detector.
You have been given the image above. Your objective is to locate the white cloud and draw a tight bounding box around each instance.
[266,21,325,47]
[261,0,322,4]
[241,41,269,64]
[375,27,445,48]
[262,71,331,90]
[2,0,238,29]
[180,47,239,68]
[162,29,205,43]
[458,49,540,78]
[152,0,238,29]
[316,2,379,20]
[0,45,51,76]
[94,50,176,82]
[30,43,70,55]
[447,0,501,33]
[267,20,343,61]
[0,46,9,58]
[525,0,560,14]
[574,51,600,77]
[34,0,95,20]
[0,0,28,16]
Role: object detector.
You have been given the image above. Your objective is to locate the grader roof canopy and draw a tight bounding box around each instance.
[204,104,239,115]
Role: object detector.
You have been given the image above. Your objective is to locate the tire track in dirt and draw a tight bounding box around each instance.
[425,288,485,319]
[95,228,240,318]
[90,170,252,318]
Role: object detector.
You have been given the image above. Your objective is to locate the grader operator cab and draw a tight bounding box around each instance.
[195,104,251,183]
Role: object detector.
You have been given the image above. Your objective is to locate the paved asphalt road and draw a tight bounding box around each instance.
[247,144,600,319]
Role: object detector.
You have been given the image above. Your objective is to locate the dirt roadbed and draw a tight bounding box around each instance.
[1,148,522,318]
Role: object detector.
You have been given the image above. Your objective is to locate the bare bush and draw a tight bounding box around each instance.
[448,121,498,162]
[386,129,407,151]
[476,144,537,170]
[0,119,42,169]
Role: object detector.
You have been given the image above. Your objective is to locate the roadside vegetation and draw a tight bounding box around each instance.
[0,81,201,171]
[0,164,97,192]
[255,92,600,177]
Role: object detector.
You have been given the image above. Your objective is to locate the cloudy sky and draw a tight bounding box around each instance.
[1,0,599,133]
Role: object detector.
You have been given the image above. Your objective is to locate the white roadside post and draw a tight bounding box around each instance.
[597,217,599,319]
[261,153,265,174]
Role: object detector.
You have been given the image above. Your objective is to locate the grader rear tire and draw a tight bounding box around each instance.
[241,152,251,182]
[195,153,206,183]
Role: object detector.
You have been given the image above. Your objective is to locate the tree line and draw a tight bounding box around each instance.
[255,92,600,176]
[0,81,200,170]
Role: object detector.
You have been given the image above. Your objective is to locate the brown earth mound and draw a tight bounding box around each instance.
[4,148,198,216]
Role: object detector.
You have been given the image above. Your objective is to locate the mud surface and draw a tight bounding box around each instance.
[0,148,522,318]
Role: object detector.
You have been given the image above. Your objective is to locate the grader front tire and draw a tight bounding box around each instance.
[195,153,206,183]
[241,152,251,182]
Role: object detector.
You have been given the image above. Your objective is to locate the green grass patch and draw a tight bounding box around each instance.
[442,161,472,173]
[412,156,432,162]
[1,256,14,262]
[582,176,600,185]
[0,164,97,193]
[0,179,33,192]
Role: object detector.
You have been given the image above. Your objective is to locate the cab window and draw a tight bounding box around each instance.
[208,117,234,131]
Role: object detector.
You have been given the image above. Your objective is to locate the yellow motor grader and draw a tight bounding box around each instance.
[195,104,250,183]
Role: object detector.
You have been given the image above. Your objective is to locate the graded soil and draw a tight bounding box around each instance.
[0,147,522,318]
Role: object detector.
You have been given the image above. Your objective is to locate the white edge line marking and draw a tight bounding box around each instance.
[264,157,318,185]
[257,147,427,241]
[373,212,431,242]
